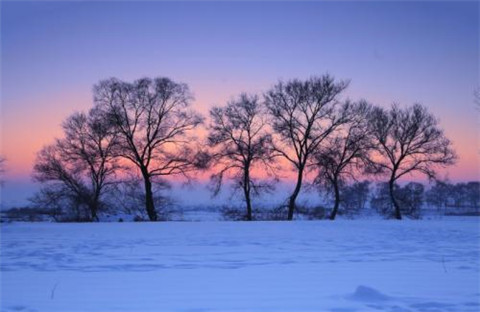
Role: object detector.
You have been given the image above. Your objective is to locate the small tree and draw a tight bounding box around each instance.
[449,181,480,213]
[341,180,371,216]
[370,182,393,217]
[396,182,424,219]
[451,183,468,208]
[32,109,119,221]
[369,103,456,219]
[29,185,73,221]
[425,180,452,211]
[464,182,480,211]
[265,75,348,220]
[207,93,276,220]
[371,182,424,219]
[94,77,203,221]
[312,100,373,220]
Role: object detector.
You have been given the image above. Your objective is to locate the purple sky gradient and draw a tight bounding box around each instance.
[1,1,478,208]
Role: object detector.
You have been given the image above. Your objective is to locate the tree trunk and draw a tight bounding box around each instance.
[90,191,100,222]
[389,178,402,220]
[288,166,304,220]
[141,169,157,221]
[329,179,340,220]
[243,169,252,221]
[244,186,252,221]
[90,202,99,222]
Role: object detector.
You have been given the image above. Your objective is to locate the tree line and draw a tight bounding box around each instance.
[28,75,458,222]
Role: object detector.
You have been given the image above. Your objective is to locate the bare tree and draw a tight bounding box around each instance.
[93,77,203,221]
[265,75,349,220]
[396,182,425,219]
[464,182,480,211]
[312,100,373,220]
[33,145,90,221]
[207,93,276,221]
[371,181,424,219]
[341,180,371,216]
[448,181,480,213]
[425,180,452,211]
[368,103,456,219]
[32,108,119,221]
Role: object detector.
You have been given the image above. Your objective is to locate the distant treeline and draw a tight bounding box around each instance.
[2,180,479,222]
[9,74,465,222]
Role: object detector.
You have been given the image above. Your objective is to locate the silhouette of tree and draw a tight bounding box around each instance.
[449,181,480,212]
[207,93,276,220]
[32,108,119,221]
[341,180,371,216]
[396,182,425,219]
[93,77,203,221]
[265,75,349,220]
[464,181,480,210]
[425,180,452,211]
[371,181,425,219]
[312,100,374,220]
[368,103,456,219]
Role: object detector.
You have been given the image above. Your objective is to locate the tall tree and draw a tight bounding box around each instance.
[368,103,456,219]
[265,75,348,220]
[207,93,276,220]
[312,101,373,220]
[32,109,119,221]
[93,77,203,221]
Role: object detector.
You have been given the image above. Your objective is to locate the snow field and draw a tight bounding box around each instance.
[1,220,479,312]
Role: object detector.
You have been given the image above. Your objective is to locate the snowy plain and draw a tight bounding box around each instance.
[1,219,479,312]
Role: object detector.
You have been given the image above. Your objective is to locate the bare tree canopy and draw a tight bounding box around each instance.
[265,74,349,220]
[369,103,457,219]
[32,109,119,221]
[93,77,203,221]
[207,93,276,220]
[23,74,465,222]
[313,100,374,220]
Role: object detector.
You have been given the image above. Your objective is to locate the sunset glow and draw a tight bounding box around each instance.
[1,1,478,207]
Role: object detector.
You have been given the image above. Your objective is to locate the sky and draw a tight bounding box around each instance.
[1,1,479,208]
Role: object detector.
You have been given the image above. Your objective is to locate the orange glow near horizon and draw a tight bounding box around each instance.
[1,0,478,195]
[2,87,479,184]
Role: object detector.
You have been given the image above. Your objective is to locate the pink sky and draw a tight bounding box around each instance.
[1,1,478,208]
[2,85,478,183]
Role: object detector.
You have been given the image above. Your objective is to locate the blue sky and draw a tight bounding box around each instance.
[1,1,478,207]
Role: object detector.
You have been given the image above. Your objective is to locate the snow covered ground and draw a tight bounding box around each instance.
[1,219,479,312]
